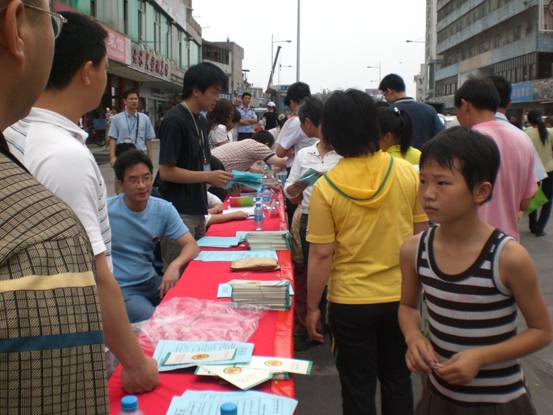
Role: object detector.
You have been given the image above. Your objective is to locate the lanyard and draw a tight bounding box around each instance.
[182,103,208,165]
[125,111,140,144]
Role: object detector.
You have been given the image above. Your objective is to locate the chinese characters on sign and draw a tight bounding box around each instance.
[131,44,171,80]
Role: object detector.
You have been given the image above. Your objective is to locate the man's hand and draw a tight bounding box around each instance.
[121,356,160,394]
[405,333,439,375]
[306,308,325,343]
[207,170,232,188]
[228,211,249,221]
[436,349,484,385]
[110,157,117,167]
[160,264,181,297]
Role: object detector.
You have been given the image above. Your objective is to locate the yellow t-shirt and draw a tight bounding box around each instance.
[307,151,427,304]
[526,127,553,172]
[386,145,421,165]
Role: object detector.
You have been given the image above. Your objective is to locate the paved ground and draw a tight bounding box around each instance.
[93,143,553,414]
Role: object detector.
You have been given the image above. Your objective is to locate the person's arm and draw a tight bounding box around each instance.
[266,154,288,170]
[398,235,439,375]
[520,145,538,211]
[284,152,306,200]
[159,164,231,188]
[276,119,297,157]
[109,138,117,166]
[207,211,249,226]
[146,139,154,162]
[306,242,335,343]
[436,241,553,385]
[159,233,199,297]
[95,253,160,393]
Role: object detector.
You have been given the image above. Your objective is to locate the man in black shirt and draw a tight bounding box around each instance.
[158,63,231,263]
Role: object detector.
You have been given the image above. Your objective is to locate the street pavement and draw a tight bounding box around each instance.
[93,143,553,414]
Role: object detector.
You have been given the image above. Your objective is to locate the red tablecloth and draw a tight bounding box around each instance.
[108,195,294,414]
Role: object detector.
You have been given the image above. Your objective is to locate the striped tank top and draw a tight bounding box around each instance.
[416,226,526,404]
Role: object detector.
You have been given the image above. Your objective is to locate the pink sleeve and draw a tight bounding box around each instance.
[523,147,538,199]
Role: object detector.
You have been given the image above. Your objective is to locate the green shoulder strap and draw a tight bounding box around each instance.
[322,155,394,201]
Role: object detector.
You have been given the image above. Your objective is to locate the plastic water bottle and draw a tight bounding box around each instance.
[119,395,144,415]
[254,198,264,231]
[260,185,271,204]
[220,402,238,415]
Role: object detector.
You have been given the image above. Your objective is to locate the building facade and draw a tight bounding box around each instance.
[54,0,202,125]
[202,40,245,96]
[429,0,553,114]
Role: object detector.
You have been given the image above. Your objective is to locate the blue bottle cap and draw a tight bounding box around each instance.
[220,402,238,415]
[121,395,138,412]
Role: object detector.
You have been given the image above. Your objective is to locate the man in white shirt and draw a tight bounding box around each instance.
[276,82,317,166]
[4,11,159,394]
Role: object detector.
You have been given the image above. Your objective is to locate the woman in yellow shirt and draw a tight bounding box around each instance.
[377,105,421,166]
[526,110,553,236]
[306,90,428,415]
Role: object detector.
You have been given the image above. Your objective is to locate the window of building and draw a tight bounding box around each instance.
[154,10,161,52]
[145,3,155,49]
[190,41,200,66]
[180,31,189,69]
[161,16,169,57]
[138,0,144,42]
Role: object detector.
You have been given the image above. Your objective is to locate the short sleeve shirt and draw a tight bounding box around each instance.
[238,105,257,134]
[158,104,211,215]
[108,111,156,152]
[211,139,275,171]
[108,195,189,287]
[277,116,317,166]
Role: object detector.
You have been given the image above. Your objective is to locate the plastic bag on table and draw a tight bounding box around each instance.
[135,297,265,352]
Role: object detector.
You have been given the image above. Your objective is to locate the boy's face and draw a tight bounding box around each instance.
[197,85,221,112]
[419,159,489,223]
[119,162,153,205]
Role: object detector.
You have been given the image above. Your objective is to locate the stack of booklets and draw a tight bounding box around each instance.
[229,279,291,311]
[241,231,290,251]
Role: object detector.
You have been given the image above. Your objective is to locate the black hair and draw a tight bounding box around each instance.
[454,78,499,112]
[285,82,311,107]
[527,109,549,145]
[46,11,107,90]
[322,89,380,157]
[231,107,241,123]
[113,149,153,181]
[252,130,274,147]
[420,127,500,202]
[241,92,252,99]
[182,62,228,99]
[379,74,406,93]
[487,75,511,109]
[123,88,140,99]
[377,106,414,156]
[207,99,233,130]
[298,97,323,127]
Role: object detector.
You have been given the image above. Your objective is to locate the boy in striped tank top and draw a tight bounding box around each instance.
[399,127,553,414]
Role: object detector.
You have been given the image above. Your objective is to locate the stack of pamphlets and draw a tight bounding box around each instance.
[166,390,298,415]
[229,279,291,311]
[236,230,291,251]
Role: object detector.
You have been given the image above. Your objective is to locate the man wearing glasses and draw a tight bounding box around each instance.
[4,7,160,406]
[0,1,112,413]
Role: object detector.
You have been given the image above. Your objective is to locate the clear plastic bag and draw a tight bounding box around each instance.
[135,297,265,352]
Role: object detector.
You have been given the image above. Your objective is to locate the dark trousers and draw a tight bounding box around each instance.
[328,301,413,415]
[529,171,553,233]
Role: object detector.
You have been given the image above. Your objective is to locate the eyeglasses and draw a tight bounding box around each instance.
[24,3,67,39]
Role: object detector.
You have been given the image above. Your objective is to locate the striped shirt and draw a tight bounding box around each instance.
[416,226,526,404]
[4,108,112,269]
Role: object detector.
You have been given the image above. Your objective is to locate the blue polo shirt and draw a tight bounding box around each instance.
[108,111,156,152]
[108,195,188,287]
[238,105,257,134]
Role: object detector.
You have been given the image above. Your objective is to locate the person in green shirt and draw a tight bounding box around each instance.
[377,105,421,166]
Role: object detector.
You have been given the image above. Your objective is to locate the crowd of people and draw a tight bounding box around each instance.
[1,3,553,415]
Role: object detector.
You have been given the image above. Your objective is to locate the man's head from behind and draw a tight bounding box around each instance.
[46,11,108,113]
[454,78,499,128]
[114,150,154,205]
[252,130,275,148]
[487,75,511,111]
[182,62,227,112]
[379,74,406,103]
[284,82,311,113]
[0,0,56,128]
[298,97,323,138]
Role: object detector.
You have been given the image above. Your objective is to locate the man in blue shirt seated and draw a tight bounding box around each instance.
[109,150,199,322]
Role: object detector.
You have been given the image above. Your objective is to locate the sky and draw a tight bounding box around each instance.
[194,0,427,96]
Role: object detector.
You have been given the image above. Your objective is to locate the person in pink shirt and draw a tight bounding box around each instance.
[454,78,536,240]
